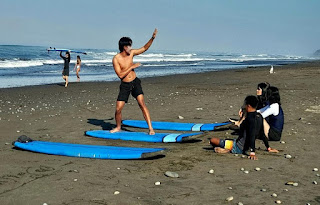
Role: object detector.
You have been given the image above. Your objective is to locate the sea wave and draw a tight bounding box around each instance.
[0,56,208,68]
[0,45,312,70]
[216,54,306,62]
[0,60,45,68]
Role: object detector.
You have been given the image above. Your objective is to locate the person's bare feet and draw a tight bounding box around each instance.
[149,129,155,135]
[110,127,121,133]
[214,147,230,153]
[268,148,279,153]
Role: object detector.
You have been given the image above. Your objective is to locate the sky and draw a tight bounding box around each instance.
[0,0,319,56]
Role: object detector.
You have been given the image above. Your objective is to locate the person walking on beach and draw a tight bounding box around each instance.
[111,29,158,135]
[210,95,279,160]
[60,51,70,87]
[74,55,81,82]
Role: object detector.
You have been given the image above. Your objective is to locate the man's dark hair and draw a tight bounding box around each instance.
[66,51,71,62]
[119,37,132,52]
[268,86,281,105]
[244,95,259,109]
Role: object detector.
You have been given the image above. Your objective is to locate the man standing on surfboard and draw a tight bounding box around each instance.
[111,29,158,135]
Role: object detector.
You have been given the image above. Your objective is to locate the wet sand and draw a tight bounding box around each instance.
[0,61,319,205]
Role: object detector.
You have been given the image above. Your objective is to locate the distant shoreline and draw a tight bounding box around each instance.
[0,59,318,90]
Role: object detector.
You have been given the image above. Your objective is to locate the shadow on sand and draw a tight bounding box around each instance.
[87,118,131,131]
[87,118,115,130]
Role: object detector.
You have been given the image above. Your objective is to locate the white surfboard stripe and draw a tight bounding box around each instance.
[163,134,181,142]
[191,124,204,131]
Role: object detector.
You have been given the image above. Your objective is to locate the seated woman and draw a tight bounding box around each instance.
[258,86,284,141]
[256,82,270,109]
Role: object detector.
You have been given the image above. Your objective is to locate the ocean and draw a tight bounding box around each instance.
[0,45,316,88]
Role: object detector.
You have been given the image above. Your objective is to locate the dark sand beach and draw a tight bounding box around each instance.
[0,62,319,205]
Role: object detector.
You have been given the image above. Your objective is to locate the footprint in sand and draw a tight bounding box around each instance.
[0,165,58,195]
[305,105,320,114]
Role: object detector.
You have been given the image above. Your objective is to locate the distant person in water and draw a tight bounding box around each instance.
[74,55,81,82]
[111,29,158,135]
[60,51,70,87]
[210,95,279,160]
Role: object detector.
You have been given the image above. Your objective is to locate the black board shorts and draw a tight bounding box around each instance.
[268,127,281,141]
[117,77,144,103]
[62,68,69,76]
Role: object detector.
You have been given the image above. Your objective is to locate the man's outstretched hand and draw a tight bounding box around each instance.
[131,63,141,70]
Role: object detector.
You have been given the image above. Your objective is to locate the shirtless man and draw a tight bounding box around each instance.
[111,29,157,135]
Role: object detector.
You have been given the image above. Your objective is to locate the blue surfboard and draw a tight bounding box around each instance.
[13,138,165,159]
[47,48,87,55]
[85,130,202,143]
[122,120,231,131]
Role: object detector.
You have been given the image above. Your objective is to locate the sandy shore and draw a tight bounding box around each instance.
[0,62,320,205]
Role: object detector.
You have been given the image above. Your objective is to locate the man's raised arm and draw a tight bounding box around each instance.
[132,29,158,56]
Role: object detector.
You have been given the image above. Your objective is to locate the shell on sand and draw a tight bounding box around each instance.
[208,169,214,174]
[286,181,298,186]
[165,171,179,178]
[226,196,233,201]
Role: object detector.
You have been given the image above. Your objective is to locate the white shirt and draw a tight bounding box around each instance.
[257,103,279,118]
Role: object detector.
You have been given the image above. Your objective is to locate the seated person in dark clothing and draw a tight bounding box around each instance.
[210,95,278,160]
[258,86,284,141]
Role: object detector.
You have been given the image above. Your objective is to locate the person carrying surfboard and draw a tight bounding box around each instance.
[60,51,70,87]
[210,95,279,160]
[111,29,158,135]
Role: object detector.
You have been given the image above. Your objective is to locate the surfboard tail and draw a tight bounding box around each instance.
[213,122,232,131]
[12,135,33,145]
